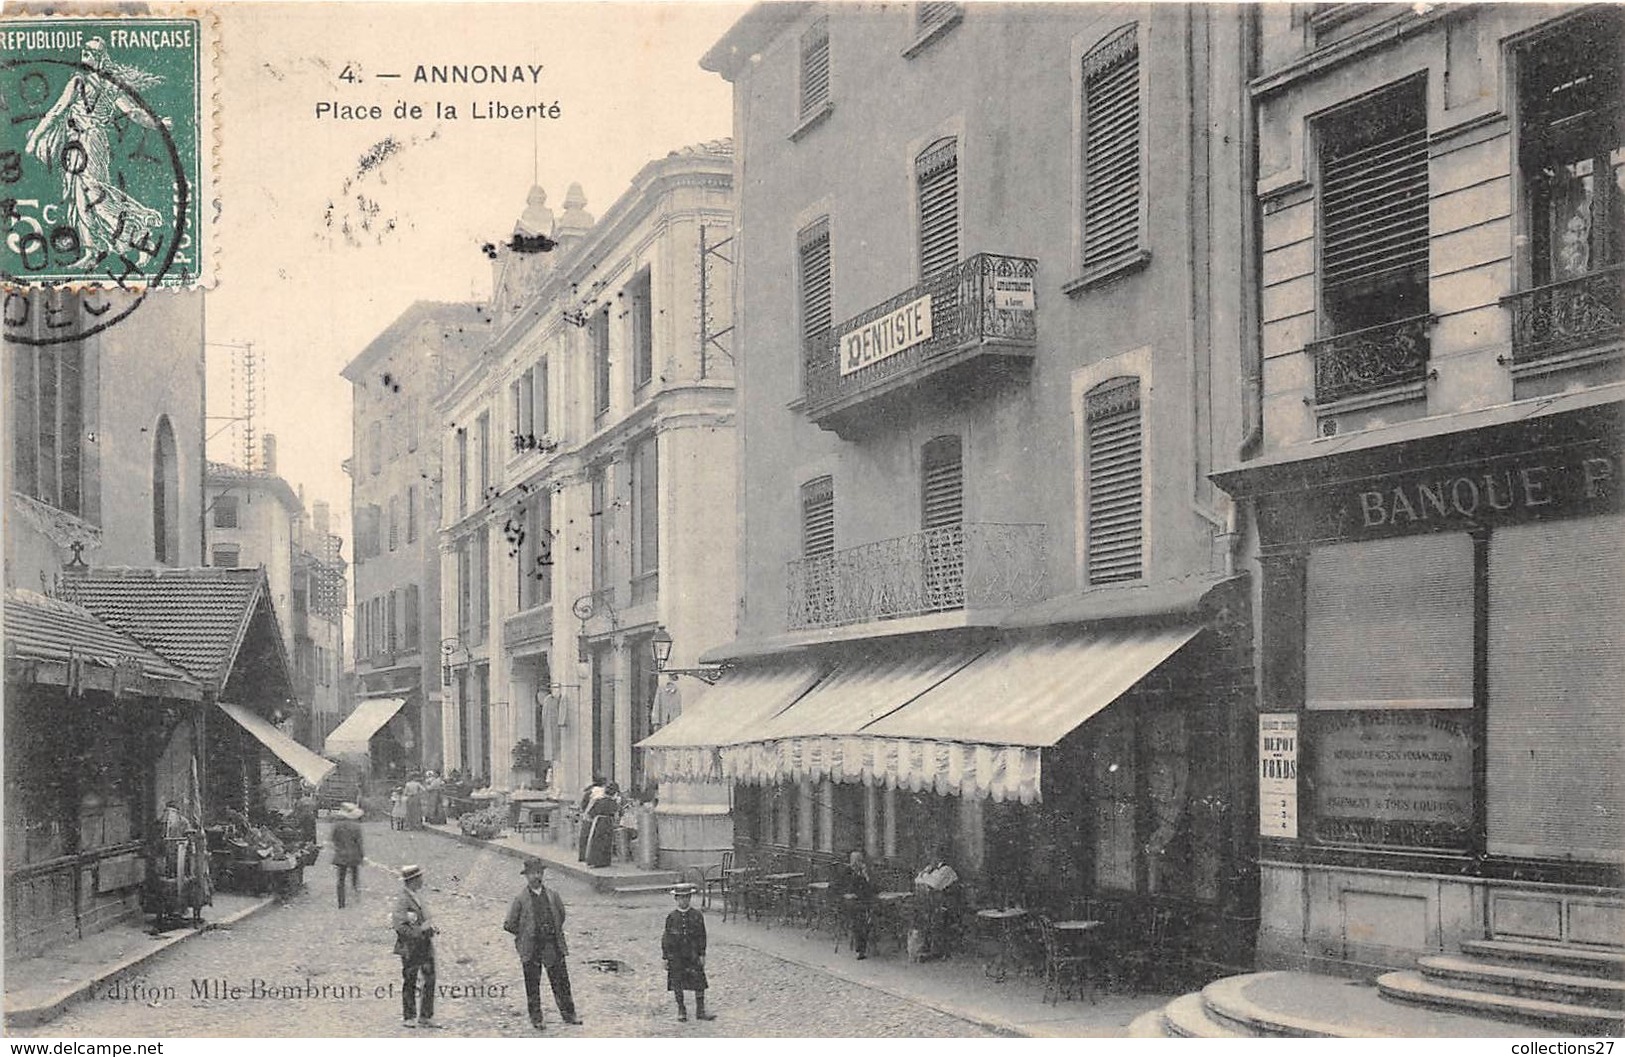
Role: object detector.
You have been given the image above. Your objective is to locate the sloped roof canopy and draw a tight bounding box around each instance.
[4,588,202,701]
[325,696,408,757]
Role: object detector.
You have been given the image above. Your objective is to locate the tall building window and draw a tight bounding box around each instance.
[798,217,833,381]
[476,411,491,502]
[915,2,961,38]
[800,18,831,119]
[591,306,612,420]
[213,494,239,529]
[152,416,179,564]
[801,475,835,558]
[920,435,964,531]
[387,589,400,654]
[1085,377,1142,584]
[406,402,419,453]
[456,540,472,639]
[916,137,959,279]
[211,544,241,568]
[368,421,383,475]
[630,269,653,391]
[1516,10,1624,289]
[1318,78,1429,335]
[475,526,491,642]
[1081,24,1142,269]
[590,463,610,595]
[11,329,87,517]
[388,495,399,551]
[631,434,658,602]
[534,358,550,438]
[406,484,418,543]
[356,603,367,662]
[404,584,421,651]
[511,367,535,449]
[520,490,553,610]
[456,427,469,517]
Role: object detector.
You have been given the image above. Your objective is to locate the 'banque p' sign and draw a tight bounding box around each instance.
[1,17,205,344]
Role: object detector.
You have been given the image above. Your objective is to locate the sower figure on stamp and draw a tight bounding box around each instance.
[391,864,440,1029]
[663,883,715,1022]
[330,802,364,908]
[503,859,582,1031]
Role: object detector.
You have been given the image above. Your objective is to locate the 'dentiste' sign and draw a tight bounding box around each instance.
[840,294,933,376]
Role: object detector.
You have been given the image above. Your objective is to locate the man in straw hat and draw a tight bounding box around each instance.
[391,864,440,1029]
[662,882,715,1022]
[502,858,581,1030]
[330,802,365,908]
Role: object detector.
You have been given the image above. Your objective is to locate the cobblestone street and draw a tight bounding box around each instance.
[12,823,994,1038]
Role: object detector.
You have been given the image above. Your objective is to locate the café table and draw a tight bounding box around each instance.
[761,872,806,924]
[977,907,1029,982]
[874,890,914,955]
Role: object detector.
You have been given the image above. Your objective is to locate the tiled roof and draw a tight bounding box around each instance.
[671,137,733,158]
[4,588,201,698]
[58,567,274,689]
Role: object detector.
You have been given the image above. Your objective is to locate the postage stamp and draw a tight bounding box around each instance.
[0,15,210,303]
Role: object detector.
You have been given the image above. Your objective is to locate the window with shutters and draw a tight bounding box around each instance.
[801,476,835,558]
[1318,78,1430,335]
[1080,24,1143,274]
[477,412,491,501]
[388,495,399,551]
[405,584,421,651]
[906,2,962,56]
[387,589,400,654]
[630,269,654,392]
[592,306,612,420]
[1084,378,1143,584]
[917,137,960,280]
[211,544,240,569]
[512,367,535,450]
[534,358,549,438]
[213,494,239,529]
[520,490,553,610]
[475,526,491,642]
[631,433,659,584]
[798,217,833,382]
[457,540,472,640]
[456,427,469,517]
[921,436,965,610]
[799,19,831,122]
[406,485,418,544]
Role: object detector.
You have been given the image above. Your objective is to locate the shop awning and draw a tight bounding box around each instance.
[638,663,824,782]
[324,696,408,757]
[217,701,335,786]
[721,625,1203,804]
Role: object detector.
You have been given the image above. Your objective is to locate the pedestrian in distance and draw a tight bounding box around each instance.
[330,802,364,908]
[391,864,440,1029]
[502,858,582,1031]
[840,849,878,960]
[663,882,715,1022]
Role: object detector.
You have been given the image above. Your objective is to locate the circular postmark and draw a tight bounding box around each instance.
[2,52,189,346]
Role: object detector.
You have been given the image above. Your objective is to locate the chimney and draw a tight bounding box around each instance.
[262,433,277,475]
[313,500,330,540]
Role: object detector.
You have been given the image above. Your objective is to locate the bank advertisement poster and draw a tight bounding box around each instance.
[1258,713,1298,839]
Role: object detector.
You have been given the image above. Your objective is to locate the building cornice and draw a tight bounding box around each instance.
[701,2,811,81]
[1250,5,1456,100]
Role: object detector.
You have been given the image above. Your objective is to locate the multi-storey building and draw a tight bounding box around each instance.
[343,301,490,777]
[205,449,347,748]
[438,147,737,864]
[1215,4,1623,973]
[659,4,1259,962]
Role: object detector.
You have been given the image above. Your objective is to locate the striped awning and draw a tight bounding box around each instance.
[218,701,335,786]
[638,663,824,782]
[720,626,1203,804]
[324,696,408,757]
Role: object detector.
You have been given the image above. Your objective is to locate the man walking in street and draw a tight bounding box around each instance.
[391,864,440,1029]
[330,802,364,908]
[502,858,582,1031]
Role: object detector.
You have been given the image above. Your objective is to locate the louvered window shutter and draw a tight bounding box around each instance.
[921,436,963,530]
[1082,25,1140,267]
[801,476,835,558]
[917,138,959,279]
[1086,377,1142,584]
[801,20,830,118]
[916,3,959,33]
[1320,80,1429,313]
[799,217,832,341]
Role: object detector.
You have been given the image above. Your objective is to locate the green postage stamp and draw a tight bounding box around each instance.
[1,15,210,288]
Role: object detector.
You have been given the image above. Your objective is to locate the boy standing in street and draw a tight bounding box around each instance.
[662,882,715,1022]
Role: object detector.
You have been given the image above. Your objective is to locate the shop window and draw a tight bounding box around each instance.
[798,216,833,381]
[212,494,238,529]
[1084,377,1143,584]
[153,417,179,564]
[1088,710,1138,891]
[591,644,615,782]
[799,18,831,121]
[1304,533,1475,850]
[1517,10,1624,288]
[630,269,653,392]
[1318,78,1430,335]
[916,137,960,280]
[1080,24,1142,270]
[1489,515,1624,861]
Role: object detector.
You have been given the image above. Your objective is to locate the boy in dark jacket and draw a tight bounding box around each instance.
[662,883,714,1022]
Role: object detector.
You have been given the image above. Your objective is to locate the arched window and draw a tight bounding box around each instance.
[152,416,179,564]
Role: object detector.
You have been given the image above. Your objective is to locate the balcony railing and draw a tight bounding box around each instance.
[801,253,1038,433]
[786,523,1047,630]
[503,603,553,650]
[1500,265,1625,366]
[1306,312,1434,405]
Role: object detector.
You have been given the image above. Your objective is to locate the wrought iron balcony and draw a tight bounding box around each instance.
[503,603,553,650]
[801,253,1038,437]
[786,523,1047,630]
[1500,265,1624,367]
[1306,312,1434,405]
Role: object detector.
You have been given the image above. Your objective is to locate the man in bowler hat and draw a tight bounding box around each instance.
[391,864,439,1029]
[503,858,581,1030]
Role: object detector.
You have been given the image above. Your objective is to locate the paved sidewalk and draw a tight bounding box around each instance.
[3,892,274,1029]
[420,821,678,893]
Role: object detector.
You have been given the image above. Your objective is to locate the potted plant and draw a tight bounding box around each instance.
[458,805,506,840]
[510,738,538,790]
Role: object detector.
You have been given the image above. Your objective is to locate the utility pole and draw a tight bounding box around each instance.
[698,224,734,382]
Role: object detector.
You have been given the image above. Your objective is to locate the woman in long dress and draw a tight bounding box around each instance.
[23,38,170,270]
[583,786,619,868]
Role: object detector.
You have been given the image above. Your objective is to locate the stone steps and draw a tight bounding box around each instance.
[1377,969,1625,1036]
[1462,940,1625,979]
[1161,990,1253,1038]
[1417,953,1625,1007]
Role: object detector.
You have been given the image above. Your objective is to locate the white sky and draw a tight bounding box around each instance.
[206,1,746,533]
